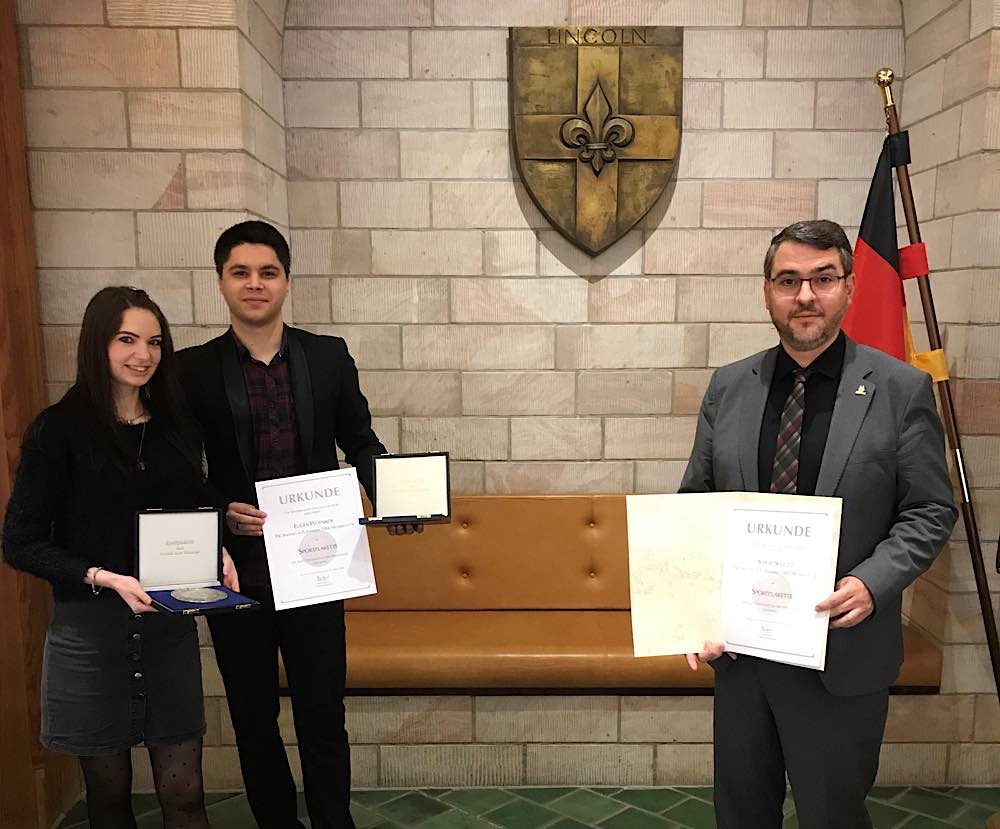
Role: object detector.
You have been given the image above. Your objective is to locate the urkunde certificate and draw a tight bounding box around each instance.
[627,492,841,670]
[256,468,377,610]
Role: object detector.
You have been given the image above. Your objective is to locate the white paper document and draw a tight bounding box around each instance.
[627,492,841,670]
[255,468,377,610]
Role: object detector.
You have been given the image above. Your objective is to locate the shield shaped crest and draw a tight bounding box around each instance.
[510,27,682,255]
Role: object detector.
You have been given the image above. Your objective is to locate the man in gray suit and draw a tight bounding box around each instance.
[682,220,956,829]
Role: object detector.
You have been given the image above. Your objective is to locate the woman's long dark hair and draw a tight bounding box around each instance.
[66,287,200,472]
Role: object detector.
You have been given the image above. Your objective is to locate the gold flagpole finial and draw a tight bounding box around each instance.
[875,68,895,107]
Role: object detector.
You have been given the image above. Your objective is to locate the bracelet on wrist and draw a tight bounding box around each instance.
[89,566,104,595]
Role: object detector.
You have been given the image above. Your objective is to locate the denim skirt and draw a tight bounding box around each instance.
[41,595,205,756]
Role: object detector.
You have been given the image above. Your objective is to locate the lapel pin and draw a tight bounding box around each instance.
[855,384,867,396]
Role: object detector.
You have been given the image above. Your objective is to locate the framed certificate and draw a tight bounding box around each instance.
[359,451,451,526]
[135,508,259,615]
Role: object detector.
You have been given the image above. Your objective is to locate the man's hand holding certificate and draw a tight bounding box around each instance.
[255,468,377,610]
[627,492,842,671]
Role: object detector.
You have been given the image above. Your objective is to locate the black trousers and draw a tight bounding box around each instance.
[713,656,889,829]
[208,590,355,829]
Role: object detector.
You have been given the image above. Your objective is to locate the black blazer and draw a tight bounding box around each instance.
[178,327,386,562]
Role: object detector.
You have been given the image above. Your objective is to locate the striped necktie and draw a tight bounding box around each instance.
[770,368,810,494]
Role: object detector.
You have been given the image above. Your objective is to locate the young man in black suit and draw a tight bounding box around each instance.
[179,221,420,829]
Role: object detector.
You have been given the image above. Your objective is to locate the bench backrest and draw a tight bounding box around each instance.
[349,494,630,611]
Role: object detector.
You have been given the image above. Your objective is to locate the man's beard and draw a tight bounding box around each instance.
[771,302,848,352]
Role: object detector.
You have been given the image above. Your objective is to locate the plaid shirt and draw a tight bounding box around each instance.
[234,330,301,483]
[234,330,300,587]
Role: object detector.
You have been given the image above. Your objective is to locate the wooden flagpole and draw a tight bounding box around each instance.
[875,68,1000,700]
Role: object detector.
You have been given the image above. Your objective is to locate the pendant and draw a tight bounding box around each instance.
[136,460,146,472]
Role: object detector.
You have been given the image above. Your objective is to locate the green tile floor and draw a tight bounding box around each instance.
[55,785,1000,828]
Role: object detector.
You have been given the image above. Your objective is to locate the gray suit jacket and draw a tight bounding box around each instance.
[680,336,957,696]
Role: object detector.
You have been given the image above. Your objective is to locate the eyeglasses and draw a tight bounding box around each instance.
[767,274,847,297]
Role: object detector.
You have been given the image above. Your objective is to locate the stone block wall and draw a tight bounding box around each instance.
[896,0,1000,786]
[279,0,907,498]
[20,0,287,396]
[15,0,1000,788]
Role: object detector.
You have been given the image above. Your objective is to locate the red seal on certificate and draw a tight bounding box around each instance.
[751,574,793,612]
[298,530,338,567]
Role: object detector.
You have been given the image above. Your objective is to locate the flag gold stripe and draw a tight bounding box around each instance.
[911,349,949,382]
[903,307,949,381]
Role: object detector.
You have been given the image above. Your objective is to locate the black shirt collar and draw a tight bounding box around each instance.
[775,330,845,381]
[231,326,288,363]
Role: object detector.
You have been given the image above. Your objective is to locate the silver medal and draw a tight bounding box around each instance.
[170,587,227,603]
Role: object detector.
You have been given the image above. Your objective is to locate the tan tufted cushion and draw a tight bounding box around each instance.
[348,495,630,611]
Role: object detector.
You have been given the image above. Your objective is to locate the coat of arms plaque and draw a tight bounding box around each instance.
[510,27,682,255]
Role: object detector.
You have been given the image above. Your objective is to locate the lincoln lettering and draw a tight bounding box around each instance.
[547,27,648,45]
[278,487,340,505]
[746,523,812,537]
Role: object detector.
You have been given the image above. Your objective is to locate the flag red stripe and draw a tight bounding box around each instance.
[843,237,906,361]
[899,242,929,280]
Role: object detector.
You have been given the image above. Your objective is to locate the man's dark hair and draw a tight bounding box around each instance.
[763,220,854,279]
[214,220,291,277]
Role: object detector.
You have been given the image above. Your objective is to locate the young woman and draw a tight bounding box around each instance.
[3,287,237,828]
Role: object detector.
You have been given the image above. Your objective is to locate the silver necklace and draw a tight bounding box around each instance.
[136,421,147,472]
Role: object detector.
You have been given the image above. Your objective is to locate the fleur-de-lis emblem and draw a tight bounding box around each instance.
[559,81,636,175]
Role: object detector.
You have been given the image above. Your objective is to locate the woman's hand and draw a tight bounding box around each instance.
[222,548,240,592]
[226,502,266,536]
[103,572,155,614]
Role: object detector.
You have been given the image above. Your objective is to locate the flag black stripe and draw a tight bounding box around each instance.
[856,138,899,272]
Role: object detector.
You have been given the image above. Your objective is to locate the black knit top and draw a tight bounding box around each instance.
[2,397,218,602]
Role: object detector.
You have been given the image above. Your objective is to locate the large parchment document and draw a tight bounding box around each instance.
[627,492,842,670]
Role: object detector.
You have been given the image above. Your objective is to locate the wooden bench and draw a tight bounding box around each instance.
[281,495,942,694]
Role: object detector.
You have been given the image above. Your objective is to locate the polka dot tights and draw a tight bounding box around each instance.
[79,737,209,828]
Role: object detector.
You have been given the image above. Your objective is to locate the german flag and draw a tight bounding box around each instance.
[842,136,907,362]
